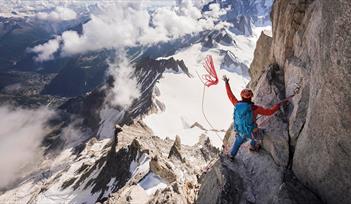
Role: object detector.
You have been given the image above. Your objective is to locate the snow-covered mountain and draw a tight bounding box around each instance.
[203,0,273,34]
[0,1,275,203]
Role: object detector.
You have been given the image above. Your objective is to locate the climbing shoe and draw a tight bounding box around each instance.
[249,144,261,152]
[227,155,236,162]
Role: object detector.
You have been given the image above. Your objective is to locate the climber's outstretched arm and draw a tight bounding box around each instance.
[225,81,238,106]
[254,104,281,116]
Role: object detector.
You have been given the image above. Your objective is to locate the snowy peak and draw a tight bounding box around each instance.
[202,29,237,48]
[203,0,272,35]
[229,15,254,36]
[221,50,249,77]
[220,0,272,25]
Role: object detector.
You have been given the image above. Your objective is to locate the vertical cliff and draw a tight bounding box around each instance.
[251,0,351,203]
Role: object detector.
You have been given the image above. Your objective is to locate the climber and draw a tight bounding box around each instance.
[223,75,286,160]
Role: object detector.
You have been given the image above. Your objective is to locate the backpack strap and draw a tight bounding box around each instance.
[238,100,254,105]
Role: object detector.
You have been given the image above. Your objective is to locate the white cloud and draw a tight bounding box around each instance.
[32,2,226,61]
[61,8,148,56]
[31,37,61,62]
[0,106,54,189]
[107,53,140,109]
[205,3,227,18]
[36,7,77,21]
[182,0,213,8]
[60,120,88,148]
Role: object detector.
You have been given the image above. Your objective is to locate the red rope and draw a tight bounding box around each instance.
[201,55,218,87]
[197,55,228,155]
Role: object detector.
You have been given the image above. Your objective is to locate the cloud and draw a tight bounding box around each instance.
[107,53,140,109]
[30,37,61,62]
[32,1,226,61]
[36,7,77,21]
[60,8,147,56]
[181,0,213,8]
[0,106,54,189]
[60,120,89,148]
[205,3,227,18]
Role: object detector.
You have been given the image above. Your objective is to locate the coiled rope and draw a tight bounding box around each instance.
[196,55,228,154]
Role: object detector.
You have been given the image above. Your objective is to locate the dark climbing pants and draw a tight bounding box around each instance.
[230,133,256,157]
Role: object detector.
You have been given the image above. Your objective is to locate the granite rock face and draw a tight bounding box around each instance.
[197,120,321,204]
[248,30,273,90]
[292,9,351,204]
[248,0,351,203]
[253,64,289,167]
[197,133,320,204]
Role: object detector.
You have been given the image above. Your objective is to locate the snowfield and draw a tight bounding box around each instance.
[138,172,168,196]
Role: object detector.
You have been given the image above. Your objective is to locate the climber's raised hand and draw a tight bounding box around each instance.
[222,75,229,83]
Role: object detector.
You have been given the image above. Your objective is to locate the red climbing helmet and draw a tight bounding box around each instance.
[240,88,253,99]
